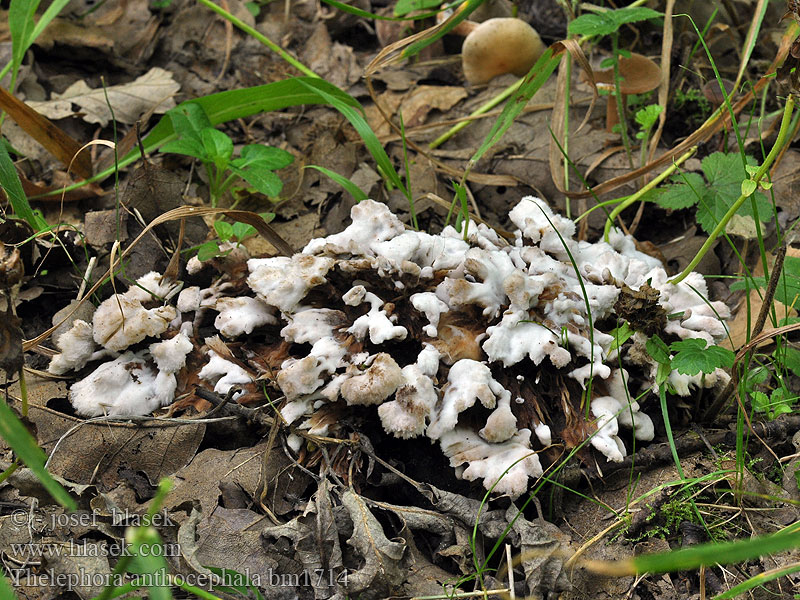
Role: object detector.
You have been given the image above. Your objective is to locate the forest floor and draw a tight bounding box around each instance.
[2,0,800,599]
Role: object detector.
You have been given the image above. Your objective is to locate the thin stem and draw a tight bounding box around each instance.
[611,33,634,169]
[671,95,795,284]
[195,0,318,78]
[19,368,27,418]
[603,146,697,241]
[0,461,19,485]
[429,78,524,149]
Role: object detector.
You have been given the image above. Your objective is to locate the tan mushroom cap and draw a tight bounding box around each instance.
[593,52,662,94]
[461,18,544,85]
[590,52,661,132]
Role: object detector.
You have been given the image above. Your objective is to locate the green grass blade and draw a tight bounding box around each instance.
[320,0,443,21]
[29,0,71,43]
[402,0,483,58]
[305,165,368,202]
[0,139,42,229]
[126,527,172,600]
[296,78,407,196]
[631,525,800,574]
[732,0,768,91]
[0,400,76,509]
[8,0,39,78]
[713,560,800,599]
[467,47,562,173]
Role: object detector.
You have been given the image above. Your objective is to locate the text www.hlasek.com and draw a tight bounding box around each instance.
[9,540,180,559]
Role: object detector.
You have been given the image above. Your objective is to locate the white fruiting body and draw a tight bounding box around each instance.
[58,197,730,498]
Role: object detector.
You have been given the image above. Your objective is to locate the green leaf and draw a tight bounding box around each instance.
[166,103,212,142]
[0,571,16,600]
[55,77,388,198]
[200,128,234,162]
[609,322,634,352]
[568,6,662,37]
[305,165,368,202]
[635,104,663,130]
[231,221,256,241]
[234,145,294,170]
[0,138,46,230]
[694,152,771,235]
[159,138,206,160]
[197,241,221,261]
[646,334,671,365]
[0,400,76,510]
[751,390,770,413]
[402,0,484,58]
[213,220,234,241]
[655,172,705,210]
[394,0,441,16]
[741,178,757,196]
[231,165,283,197]
[669,338,735,376]
[777,345,800,378]
[9,0,40,78]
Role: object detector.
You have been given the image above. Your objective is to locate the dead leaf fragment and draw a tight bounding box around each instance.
[28,67,180,127]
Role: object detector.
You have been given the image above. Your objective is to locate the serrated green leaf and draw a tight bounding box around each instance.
[692,152,771,235]
[201,128,233,162]
[669,338,734,375]
[568,6,662,37]
[635,104,663,129]
[655,172,705,210]
[646,334,671,365]
[0,400,76,509]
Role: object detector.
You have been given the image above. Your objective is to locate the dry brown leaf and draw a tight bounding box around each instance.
[6,376,205,489]
[28,67,180,127]
[0,86,92,178]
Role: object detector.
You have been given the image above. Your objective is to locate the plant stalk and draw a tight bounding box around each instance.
[195,0,318,78]
[671,95,795,284]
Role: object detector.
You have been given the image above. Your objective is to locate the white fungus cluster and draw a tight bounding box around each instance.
[53,198,730,498]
